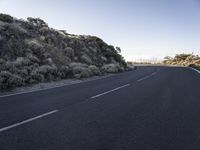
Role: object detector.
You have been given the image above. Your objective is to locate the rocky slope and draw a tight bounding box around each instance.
[0,14,128,89]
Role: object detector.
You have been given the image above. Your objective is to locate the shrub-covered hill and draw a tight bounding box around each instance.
[163,54,200,69]
[0,14,128,89]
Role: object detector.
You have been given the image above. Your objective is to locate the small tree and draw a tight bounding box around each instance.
[27,17,48,27]
[116,47,121,53]
[0,13,13,23]
[164,56,172,60]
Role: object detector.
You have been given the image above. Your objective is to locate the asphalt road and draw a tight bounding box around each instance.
[0,66,200,150]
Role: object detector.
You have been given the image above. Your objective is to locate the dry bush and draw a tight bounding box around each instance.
[101,63,123,73]
[81,54,92,64]
[0,14,13,23]
[69,63,90,78]
[88,65,101,75]
[0,71,24,89]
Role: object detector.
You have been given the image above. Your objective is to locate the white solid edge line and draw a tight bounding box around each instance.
[187,67,200,74]
[0,74,115,98]
[90,84,130,99]
[0,110,59,133]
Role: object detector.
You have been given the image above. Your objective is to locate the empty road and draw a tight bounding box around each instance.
[0,66,200,150]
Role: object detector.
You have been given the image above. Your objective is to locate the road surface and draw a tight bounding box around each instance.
[0,66,200,150]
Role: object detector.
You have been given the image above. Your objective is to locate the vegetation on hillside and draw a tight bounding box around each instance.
[0,13,128,89]
[163,53,200,70]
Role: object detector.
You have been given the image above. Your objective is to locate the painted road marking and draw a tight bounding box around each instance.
[137,72,156,82]
[0,110,59,133]
[90,84,130,99]
[188,67,200,74]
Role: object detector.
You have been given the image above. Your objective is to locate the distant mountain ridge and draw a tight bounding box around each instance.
[0,14,128,89]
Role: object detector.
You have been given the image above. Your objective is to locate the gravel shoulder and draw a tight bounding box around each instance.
[0,74,114,97]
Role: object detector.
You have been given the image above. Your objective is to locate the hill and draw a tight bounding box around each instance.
[163,54,200,70]
[0,14,128,89]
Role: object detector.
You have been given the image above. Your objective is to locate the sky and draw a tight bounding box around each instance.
[0,0,200,61]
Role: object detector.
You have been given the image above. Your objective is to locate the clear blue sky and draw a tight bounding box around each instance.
[1,0,200,61]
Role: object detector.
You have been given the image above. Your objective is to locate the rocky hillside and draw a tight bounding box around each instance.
[0,14,128,89]
[163,54,200,69]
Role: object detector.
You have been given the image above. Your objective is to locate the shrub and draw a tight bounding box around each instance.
[36,65,58,80]
[39,27,50,34]
[101,56,108,62]
[16,68,29,78]
[1,61,17,73]
[70,64,101,78]
[101,64,122,73]
[57,66,71,79]
[69,63,90,78]
[0,14,13,23]
[56,30,67,38]
[81,54,92,64]
[63,47,74,58]
[0,58,5,66]
[69,62,88,68]
[88,65,101,75]
[49,48,71,66]
[30,70,44,83]
[13,57,31,67]
[9,23,28,35]
[25,39,43,49]
[27,17,48,27]
[26,53,40,63]
[43,58,54,65]
[73,67,90,79]
[0,71,24,89]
